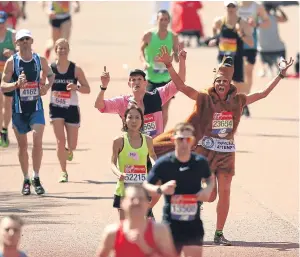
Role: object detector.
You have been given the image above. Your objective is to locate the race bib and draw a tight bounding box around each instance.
[124,165,147,184]
[20,82,39,102]
[51,91,71,108]
[153,56,168,74]
[171,195,198,221]
[219,37,237,56]
[143,114,157,136]
[212,112,233,138]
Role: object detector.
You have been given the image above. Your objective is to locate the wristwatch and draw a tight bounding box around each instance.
[278,73,285,79]
[100,85,107,91]
[156,186,162,195]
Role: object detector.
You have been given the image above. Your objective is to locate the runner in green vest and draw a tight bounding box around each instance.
[0,11,16,147]
[140,9,179,130]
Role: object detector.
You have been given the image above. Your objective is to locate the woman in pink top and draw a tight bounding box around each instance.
[94,49,187,139]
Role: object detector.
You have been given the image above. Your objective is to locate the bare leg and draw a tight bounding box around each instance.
[52,119,67,172]
[31,124,44,174]
[13,127,29,178]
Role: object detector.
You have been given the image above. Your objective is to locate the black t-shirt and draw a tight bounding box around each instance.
[147,152,211,223]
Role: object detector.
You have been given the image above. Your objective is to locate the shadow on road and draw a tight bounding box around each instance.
[236,133,298,139]
[42,195,114,200]
[0,192,74,225]
[68,180,116,185]
[249,117,299,122]
[0,162,79,167]
[204,241,299,251]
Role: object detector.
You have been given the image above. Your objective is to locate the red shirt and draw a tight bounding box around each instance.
[171,1,204,35]
[114,220,158,257]
[0,2,18,29]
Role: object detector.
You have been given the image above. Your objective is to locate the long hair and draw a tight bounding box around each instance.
[122,105,144,132]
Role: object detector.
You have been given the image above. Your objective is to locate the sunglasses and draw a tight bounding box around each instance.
[173,136,194,143]
[227,4,236,8]
[19,37,31,42]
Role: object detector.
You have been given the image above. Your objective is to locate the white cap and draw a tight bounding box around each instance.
[224,0,238,7]
[16,29,33,41]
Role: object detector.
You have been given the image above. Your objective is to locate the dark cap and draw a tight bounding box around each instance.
[0,11,8,24]
[129,69,146,79]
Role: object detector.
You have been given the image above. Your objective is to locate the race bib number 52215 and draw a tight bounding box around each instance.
[171,194,197,221]
[124,165,146,184]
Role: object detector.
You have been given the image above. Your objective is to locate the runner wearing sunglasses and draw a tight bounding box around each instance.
[143,122,215,257]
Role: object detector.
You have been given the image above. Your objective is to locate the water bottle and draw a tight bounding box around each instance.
[279,56,287,70]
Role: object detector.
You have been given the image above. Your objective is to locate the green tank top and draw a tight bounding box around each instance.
[144,30,173,83]
[0,28,14,73]
[115,133,148,197]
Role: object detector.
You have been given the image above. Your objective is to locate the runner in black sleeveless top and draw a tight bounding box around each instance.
[208,1,253,92]
[49,38,90,183]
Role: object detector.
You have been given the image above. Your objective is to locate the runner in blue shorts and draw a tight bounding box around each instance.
[0,29,54,196]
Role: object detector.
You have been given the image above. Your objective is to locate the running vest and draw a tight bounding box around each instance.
[218,17,243,58]
[50,61,78,108]
[50,1,70,19]
[128,90,163,137]
[114,220,157,257]
[0,28,14,73]
[238,2,259,49]
[12,53,43,114]
[115,133,148,197]
[144,30,173,83]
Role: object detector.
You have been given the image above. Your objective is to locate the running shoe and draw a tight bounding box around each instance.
[214,234,232,246]
[31,177,45,195]
[59,172,68,183]
[21,179,31,195]
[1,129,9,147]
[65,148,73,161]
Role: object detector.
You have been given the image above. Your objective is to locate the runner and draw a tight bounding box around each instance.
[152,46,294,246]
[238,1,270,117]
[257,4,287,78]
[0,215,28,257]
[143,122,215,257]
[43,1,80,60]
[171,1,205,47]
[111,105,157,220]
[0,1,21,29]
[141,9,179,129]
[208,0,253,101]
[96,184,178,257]
[0,29,55,195]
[0,11,16,147]
[49,38,90,183]
[95,49,185,218]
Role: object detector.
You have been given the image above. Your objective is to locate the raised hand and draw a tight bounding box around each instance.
[178,42,187,61]
[101,66,110,88]
[278,57,294,76]
[155,45,173,66]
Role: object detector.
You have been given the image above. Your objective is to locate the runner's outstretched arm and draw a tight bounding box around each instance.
[246,57,294,105]
[156,46,198,100]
